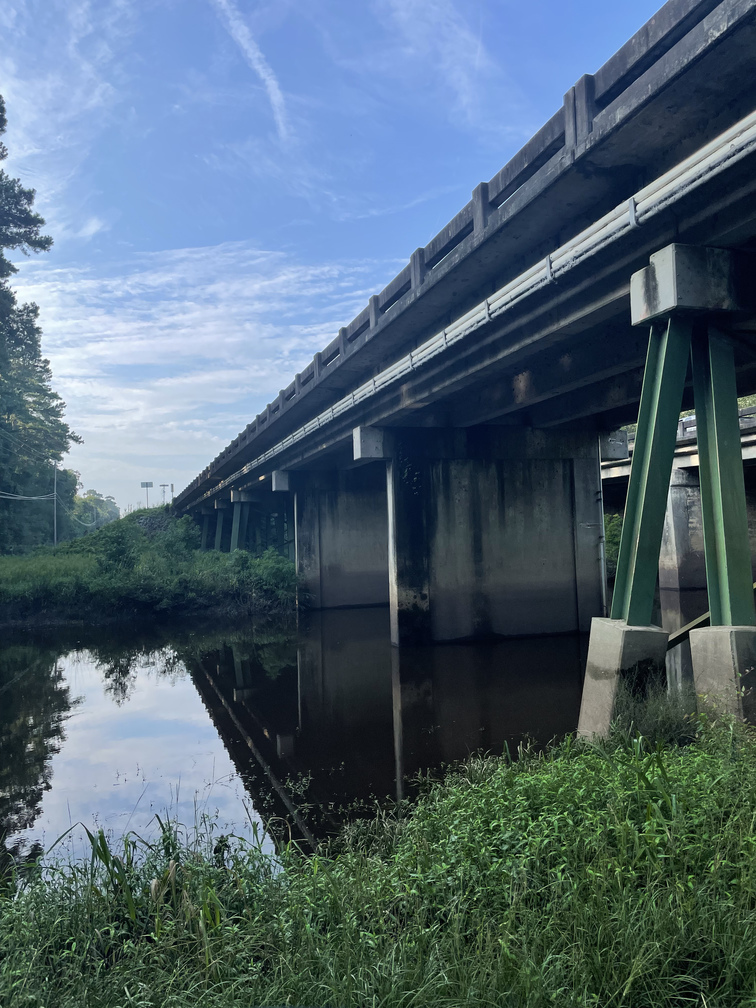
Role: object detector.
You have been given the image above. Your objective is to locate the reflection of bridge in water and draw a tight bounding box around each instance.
[185,610,585,844]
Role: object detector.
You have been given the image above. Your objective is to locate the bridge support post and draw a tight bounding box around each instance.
[294,465,389,609]
[214,500,230,551]
[200,510,213,551]
[385,427,603,646]
[659,469,706,689]
[689,327,756,716]
[229,501,243,551]
[580,245,756,736]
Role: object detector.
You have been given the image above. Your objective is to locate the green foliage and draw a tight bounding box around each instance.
[3,717,756,1006]
[68,488,120,535]
[0,510,297,625]
[0,93,79,554]
[604,510,623,577]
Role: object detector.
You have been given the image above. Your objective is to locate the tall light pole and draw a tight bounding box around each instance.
[140,481,153,508]
[160,483,169,505]
[53,463,57,547]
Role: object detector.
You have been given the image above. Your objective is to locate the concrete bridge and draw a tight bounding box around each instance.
[177,0,756,711]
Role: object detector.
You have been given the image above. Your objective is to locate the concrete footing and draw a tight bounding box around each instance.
[577,617,669,738]
[689,625,756,718]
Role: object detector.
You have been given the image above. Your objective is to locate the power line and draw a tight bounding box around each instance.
[59,501,98,527]
[0,426,51,463]
[0,490,56,500]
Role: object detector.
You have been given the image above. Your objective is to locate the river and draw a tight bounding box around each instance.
[0,608,587,863]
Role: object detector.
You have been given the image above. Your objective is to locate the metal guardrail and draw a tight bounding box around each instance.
[626,406,756,454]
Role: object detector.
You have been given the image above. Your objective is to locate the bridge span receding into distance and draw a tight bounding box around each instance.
[176,0,756,714]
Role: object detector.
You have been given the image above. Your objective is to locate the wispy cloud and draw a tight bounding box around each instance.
[378,0,491,126]
[310,0,531,142]
[209,0,290,143]
[0,0,134,238]
[11,242,399,504]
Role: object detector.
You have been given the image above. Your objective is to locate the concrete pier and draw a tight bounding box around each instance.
[294,464,389,609]
[659,468,707,688]
[385,427,604,645]
[200,508,213,551]
[214,500,230,552]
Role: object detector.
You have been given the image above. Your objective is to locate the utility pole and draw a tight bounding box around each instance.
[53,463,57,547]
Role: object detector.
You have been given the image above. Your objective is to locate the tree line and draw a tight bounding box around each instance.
[0,94,116,553]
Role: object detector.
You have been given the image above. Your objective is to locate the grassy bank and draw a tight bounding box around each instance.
[0,509,297,627]
[3,703,756,1007]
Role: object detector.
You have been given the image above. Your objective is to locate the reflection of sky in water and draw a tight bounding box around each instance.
[10,649,269,860]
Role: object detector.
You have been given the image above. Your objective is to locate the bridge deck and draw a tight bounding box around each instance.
[177,0,756,512]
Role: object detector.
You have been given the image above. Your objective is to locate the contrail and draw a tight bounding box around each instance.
[210,0,289,143]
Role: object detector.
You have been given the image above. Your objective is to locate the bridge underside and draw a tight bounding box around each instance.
[181,0,756,726]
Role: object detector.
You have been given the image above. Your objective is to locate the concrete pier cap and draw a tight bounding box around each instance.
[577,617,669,740]
[689,626,756,720]
[271,470,291,492]
[630,244,755,325]
[353,425,390,461]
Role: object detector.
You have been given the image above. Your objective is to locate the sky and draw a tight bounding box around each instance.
[1,0,664,510]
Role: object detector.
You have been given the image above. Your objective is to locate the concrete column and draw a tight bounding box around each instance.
[239,501,251,550]
[230,501,243,551]
[659,468,707,688]
[387,425,600,645]
[214,510,224,551]
[214,501,230,551]
[386,427,604,645]
[200,512,212,551]
[294,464,389,609]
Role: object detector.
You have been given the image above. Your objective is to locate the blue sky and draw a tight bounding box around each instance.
[2,0,662,509]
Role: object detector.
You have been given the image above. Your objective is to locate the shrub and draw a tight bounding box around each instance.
[0,512,296,625]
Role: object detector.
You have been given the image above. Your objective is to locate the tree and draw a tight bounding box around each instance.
[0,94,80,553]
[70,489,121,535]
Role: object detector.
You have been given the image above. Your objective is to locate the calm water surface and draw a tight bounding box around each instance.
[0,609,587,862]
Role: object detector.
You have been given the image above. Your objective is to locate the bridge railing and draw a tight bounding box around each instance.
[176,0,735,507]
[623,406,756,456]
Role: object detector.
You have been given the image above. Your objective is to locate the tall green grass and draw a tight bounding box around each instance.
[0,509,297,625]
[4,712,756,1007]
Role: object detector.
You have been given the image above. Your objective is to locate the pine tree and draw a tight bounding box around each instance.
[0,94,80,552]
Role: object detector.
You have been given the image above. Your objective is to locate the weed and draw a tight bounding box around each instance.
[3,716,756,1006]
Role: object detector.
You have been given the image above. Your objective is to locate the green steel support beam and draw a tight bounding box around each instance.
[691,327,756,626]
[230,501,242,551]
[214,510,224,551]
[611,317,692,625]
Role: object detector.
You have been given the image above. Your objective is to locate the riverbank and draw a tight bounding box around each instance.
[3,696,755,1007]
[0,509,297,628]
